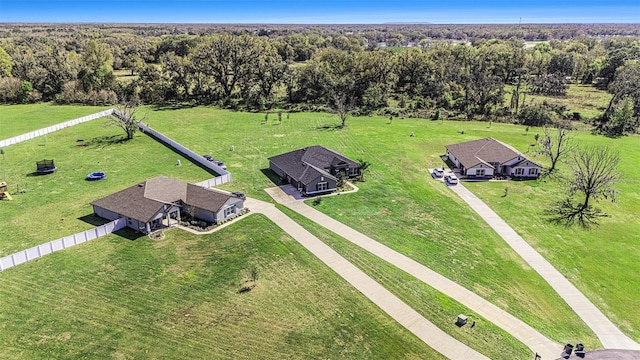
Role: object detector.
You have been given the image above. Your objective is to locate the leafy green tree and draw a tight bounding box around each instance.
[80,40,115,91]
[253,38,286,106]
[18,80,32,103]
[0,47,12,78]
[518,104,554,127]
[604,96,638,136]
[191,34,260,100]
[606,60,640,118]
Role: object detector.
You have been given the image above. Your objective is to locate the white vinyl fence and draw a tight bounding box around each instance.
[1,109,234,272]
[0,218,125,272]
[135,121,232,187]
[195,174,232,188]
[0,109,115,148]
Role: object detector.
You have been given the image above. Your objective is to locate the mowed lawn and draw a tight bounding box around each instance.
[0,103,110,139]
[465,131,640,342]
[0,215,440,359]
[147,107,600,346]
[0,118,209,255]
[280,207,533,359]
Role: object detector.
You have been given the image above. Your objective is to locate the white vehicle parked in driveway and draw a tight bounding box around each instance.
[444,174,459,185]
[432,167,444,178]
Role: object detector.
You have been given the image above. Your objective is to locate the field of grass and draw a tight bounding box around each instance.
[0,215,440,359]
[146,107,601,345]
[0,103,110,139]
[504,84,613,121]
[280,207,534,359]
[465,131,640,342]
[113,69,139,84]
[0,118,208,255]
[2,103,636,355]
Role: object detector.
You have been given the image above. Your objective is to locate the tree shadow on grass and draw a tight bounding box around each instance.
[150,102,198,111]
[84,135,129,148]
[315,124,343,131]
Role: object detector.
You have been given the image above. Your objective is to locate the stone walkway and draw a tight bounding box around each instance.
[246,198,489,360]
[263,187,561,359]
[447,183,640,350]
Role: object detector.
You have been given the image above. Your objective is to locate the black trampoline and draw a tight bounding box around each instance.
[36,159,57,174]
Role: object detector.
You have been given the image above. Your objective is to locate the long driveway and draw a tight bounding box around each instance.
[263,187,561,359]
[246,198,489,360]
[447,182,640,350]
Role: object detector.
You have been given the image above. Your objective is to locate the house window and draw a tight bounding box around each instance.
[224,206,235,218]
[349,167,359,176]
[515,168,524,175]
[528,168,538,175]
[316,182,328,191]
[476,169,485,176]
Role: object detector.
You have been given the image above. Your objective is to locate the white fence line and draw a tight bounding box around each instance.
[1,109,233,272]
[0,109,115,148]
[195,174,232,188]
[136,122,230,178]
[0,218,126,272]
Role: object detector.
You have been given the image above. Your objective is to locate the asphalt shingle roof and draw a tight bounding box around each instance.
[91,177,237,223]
[445,138,527,169]
[268,145,359,185]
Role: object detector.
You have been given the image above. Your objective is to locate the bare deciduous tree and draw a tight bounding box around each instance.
[538,126,575,175]
[109,102,145,140]
[571,146,620,209]
[547,146,620,227]
[332,92,352,129]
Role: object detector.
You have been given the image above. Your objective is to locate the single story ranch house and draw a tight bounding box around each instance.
[91,177,245,233]
[445,138,541,179]
[268,145,361,196]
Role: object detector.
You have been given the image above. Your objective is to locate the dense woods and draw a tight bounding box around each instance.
[0,23,638,135]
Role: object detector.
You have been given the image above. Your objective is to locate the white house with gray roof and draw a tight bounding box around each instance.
[268,146,361,196]
[445,138,541,179]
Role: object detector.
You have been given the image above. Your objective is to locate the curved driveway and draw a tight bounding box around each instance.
[447,182,640,350]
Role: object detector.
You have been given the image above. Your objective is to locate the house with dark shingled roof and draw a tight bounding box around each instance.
[445,138,541,179]
[91,177,245,233]
[268,145,361,196]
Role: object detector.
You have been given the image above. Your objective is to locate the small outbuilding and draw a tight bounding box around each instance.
[91,177,244,233]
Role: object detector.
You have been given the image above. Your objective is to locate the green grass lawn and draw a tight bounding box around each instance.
[0,118,208,255]
[146,107,602,345]
[0,214,440,359]
[465,131,640,342]
[280,206,535,359]
[2,103,636,355]
[0,103,110,139]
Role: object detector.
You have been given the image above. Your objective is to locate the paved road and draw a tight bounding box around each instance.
[263,187,561,359]
[448,182,640,350]
[246,198,489,360]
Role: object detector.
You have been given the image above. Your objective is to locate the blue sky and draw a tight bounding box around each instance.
[1,0,639,24]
